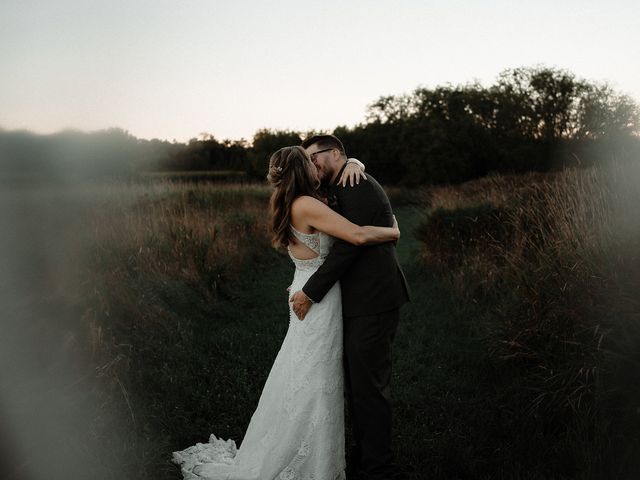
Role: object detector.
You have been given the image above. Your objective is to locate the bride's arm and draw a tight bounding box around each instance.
[292,196,399,245]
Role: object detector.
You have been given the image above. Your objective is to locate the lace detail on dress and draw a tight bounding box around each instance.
[286,226,334,272]
[289,226,321,254]
[172,435,236,473]
[287,226,323,271]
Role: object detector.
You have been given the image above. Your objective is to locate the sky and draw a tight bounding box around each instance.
[1,0,638,143]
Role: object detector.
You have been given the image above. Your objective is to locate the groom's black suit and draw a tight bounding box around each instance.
[302,163,410,480]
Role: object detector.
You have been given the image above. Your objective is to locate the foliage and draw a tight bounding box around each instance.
[415,163,640,477]
[85,182,273,478]
[358,66,640,185]
[161,134,249,172]
[246,128,302,178]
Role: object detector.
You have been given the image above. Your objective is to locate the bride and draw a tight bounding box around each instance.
[172,146,399,480]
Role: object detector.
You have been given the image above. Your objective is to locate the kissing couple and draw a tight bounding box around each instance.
[173,134,410,480]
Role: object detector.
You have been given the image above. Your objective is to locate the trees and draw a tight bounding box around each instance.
[353,66,639,184]
[247,129,302,178]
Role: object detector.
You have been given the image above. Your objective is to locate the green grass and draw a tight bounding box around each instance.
[402,165,640,479]
[392,206,529,479]
[101,202,627,479]
[9,177,636,479]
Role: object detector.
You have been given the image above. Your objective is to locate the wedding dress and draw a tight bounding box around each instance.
[172,227,346,480]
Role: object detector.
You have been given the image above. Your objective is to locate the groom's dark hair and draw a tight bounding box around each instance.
[301,134,346,156]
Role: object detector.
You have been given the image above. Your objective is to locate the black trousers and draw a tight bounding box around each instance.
[344,308,400,479]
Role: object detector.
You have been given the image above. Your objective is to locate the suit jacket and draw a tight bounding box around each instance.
[302,163,410,317]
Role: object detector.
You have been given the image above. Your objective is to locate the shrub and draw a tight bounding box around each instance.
[415,163,640,476]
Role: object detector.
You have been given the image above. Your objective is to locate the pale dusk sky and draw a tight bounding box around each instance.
[1,0,638,143]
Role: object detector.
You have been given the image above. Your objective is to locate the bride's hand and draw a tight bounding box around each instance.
[392,215,400,241]
[339,158,367,187]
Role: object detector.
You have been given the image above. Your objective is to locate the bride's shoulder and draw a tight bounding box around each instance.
[291,195,323,213]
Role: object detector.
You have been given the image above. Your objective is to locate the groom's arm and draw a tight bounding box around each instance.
[301,180,379,303]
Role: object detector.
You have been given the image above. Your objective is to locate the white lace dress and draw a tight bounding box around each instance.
[172,227,346,480]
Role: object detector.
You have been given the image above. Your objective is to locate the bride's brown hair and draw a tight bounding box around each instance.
[267,146,321,249]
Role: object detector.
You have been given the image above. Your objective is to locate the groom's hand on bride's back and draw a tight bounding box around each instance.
[289,290,312,320]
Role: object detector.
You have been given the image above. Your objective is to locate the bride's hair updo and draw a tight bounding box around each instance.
[267,146,321,249]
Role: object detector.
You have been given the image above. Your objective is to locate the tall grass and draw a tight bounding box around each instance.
[415,162,640,477]
[7,170,637,479]
[81,181,274,478]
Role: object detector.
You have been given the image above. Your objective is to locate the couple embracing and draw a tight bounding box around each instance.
[173,135,410,480]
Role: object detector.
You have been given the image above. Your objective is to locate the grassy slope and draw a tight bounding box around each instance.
[165,205,523,480]
[392,206,506,480]
[162,207,445,478]
[391,205,610,480]
[158,198,634,480]
[92,191,629,480]
[7,180,633,479]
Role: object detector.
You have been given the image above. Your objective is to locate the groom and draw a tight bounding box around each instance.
[290,135,410,480]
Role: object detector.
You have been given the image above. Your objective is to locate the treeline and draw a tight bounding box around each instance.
[0,128,174,179]
[0,126,300,181]
[1,66,638,185]
[337,66,640,184]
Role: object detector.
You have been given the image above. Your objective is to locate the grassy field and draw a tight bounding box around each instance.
[137,170,251,184]
[1,165,638,479]
[407,163,640,479]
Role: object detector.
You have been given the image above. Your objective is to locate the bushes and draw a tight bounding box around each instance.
[415,203,513,270]
[415,164,640,476]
